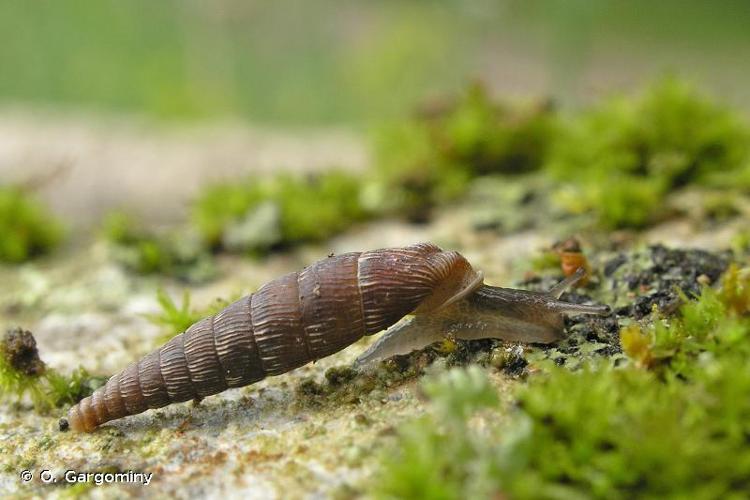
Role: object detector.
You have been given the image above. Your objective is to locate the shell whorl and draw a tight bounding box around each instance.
[67,242,479,431]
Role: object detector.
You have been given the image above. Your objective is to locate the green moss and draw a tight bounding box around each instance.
[373,265,750,499]
[45,366,107,407]
[190,182,267,249]
[731,230,750,257]
[369,78,750,228]
[529,248,562,273]
[621,264,749,377]
[420,365,499,420]
[559,174,667,229]
[367,83,557,220]
[1,328,105,412]
[0,186,63,263]
[438,85,556,176]
[365,121,471,221]
[277,172,368,243]
[374,366,499,500]
[191,171,368,253]
[146,289,203,335]
[102,211,216,283]
[700,191,741,222]
[547,78,750,229]
[146,289,237,344]
[0,333,48,410]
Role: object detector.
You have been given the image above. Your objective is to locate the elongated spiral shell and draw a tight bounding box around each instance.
[67,243,481,431]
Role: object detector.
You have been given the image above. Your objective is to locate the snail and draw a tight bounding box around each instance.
[66,242,609,432]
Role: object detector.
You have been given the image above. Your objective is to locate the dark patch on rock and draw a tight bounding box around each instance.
[495,345,529,377]
[615,245,730,319]
[295,378,326,398]
[604,254,627,276]
[566,314,620,345]
[445,339,498,366]
[324,366,358,386]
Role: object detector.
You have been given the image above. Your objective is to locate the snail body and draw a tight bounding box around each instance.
[67,242,608,432]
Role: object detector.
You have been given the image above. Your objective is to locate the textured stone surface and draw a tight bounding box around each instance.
[1,142,743,497]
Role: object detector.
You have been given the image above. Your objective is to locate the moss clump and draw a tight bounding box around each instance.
[731,230,750,257]
[0,328,105,411]
[530,247,562,273]
[548,78,750,229]
[102,211,216,283]
[192,171,368,253]
[373,265,750,499]
[146,289,203,335]
[45,366,107,407]
[146,289,237,344]
[370,78,750,228]
[0,328,48,408]
[700,191,741,222]
[366,120,471,222]
[622,263,749,375]
[0,186,63,263]
[367,83,557,220]
[373,366,502,499]
[719,264,750,315]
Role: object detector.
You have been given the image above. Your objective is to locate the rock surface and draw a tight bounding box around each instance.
[0,120,745,498]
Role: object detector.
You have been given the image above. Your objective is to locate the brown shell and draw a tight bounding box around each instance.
[67,242,481,431]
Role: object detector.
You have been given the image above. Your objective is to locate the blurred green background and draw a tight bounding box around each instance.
[2,0,750,124]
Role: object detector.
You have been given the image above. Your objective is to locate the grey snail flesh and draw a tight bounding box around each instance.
[355,267,611,366]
